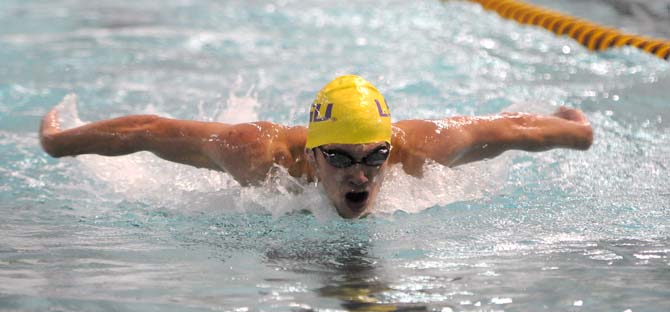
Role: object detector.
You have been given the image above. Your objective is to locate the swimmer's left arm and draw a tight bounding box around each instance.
[392,107,593,173]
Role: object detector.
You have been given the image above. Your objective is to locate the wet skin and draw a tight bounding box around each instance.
[40,101,593,219]
[307,143,389,219]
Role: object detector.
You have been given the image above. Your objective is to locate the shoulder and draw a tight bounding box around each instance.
[391,118,477,144]
[205,122,309,183]
[390,119,443,149]
[389,120,437,176]
[389,118,476,174]
[213,122,303,145]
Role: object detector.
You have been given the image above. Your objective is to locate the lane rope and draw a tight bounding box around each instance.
[465,0,670,60]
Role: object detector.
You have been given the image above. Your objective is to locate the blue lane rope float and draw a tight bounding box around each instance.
[465,0,670,60]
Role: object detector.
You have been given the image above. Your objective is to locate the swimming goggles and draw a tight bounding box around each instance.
[317,145,390,168]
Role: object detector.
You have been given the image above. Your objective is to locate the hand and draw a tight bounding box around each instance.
[552,106,589,125]
[39,104,63,156]
[552,106,593,150]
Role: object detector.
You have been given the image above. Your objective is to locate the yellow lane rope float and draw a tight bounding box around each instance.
[466,0,670,60]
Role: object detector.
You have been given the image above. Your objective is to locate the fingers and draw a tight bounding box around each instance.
[40,105,61,135]
[39,101,66,157]
[41,93,77,136]
[553,106,589,124]
[39,107,62,157]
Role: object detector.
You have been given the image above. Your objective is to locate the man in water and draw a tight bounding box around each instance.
[40,75,593,218]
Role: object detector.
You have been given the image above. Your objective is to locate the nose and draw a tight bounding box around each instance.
[347,165,369,187]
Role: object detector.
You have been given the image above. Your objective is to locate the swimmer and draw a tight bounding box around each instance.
[40,75,593,218]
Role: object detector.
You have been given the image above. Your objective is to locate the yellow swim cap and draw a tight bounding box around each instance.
[305,75,392,149]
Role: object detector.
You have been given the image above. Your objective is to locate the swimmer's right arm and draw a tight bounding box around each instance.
[39,105,310,185]
[39,106,227,170]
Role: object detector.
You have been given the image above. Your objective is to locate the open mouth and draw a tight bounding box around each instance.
[345,191,369,205]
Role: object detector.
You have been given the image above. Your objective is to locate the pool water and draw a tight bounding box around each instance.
[1,0,669,311]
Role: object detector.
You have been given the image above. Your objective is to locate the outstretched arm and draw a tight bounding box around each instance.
[391,107,593,175]
[40,105,226,170]
[39,104,310,185]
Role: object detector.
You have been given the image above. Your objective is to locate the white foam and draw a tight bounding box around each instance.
[57,94,86,128]
[74,151,508,218]
[377,156,510,214]
[214,76,260,123]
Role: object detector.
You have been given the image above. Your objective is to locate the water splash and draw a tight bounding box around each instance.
[55,94,85,128]
[53,92,515,219]
[213,76,260,124]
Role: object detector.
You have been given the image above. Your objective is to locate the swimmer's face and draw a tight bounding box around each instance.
[308,142,390,219]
